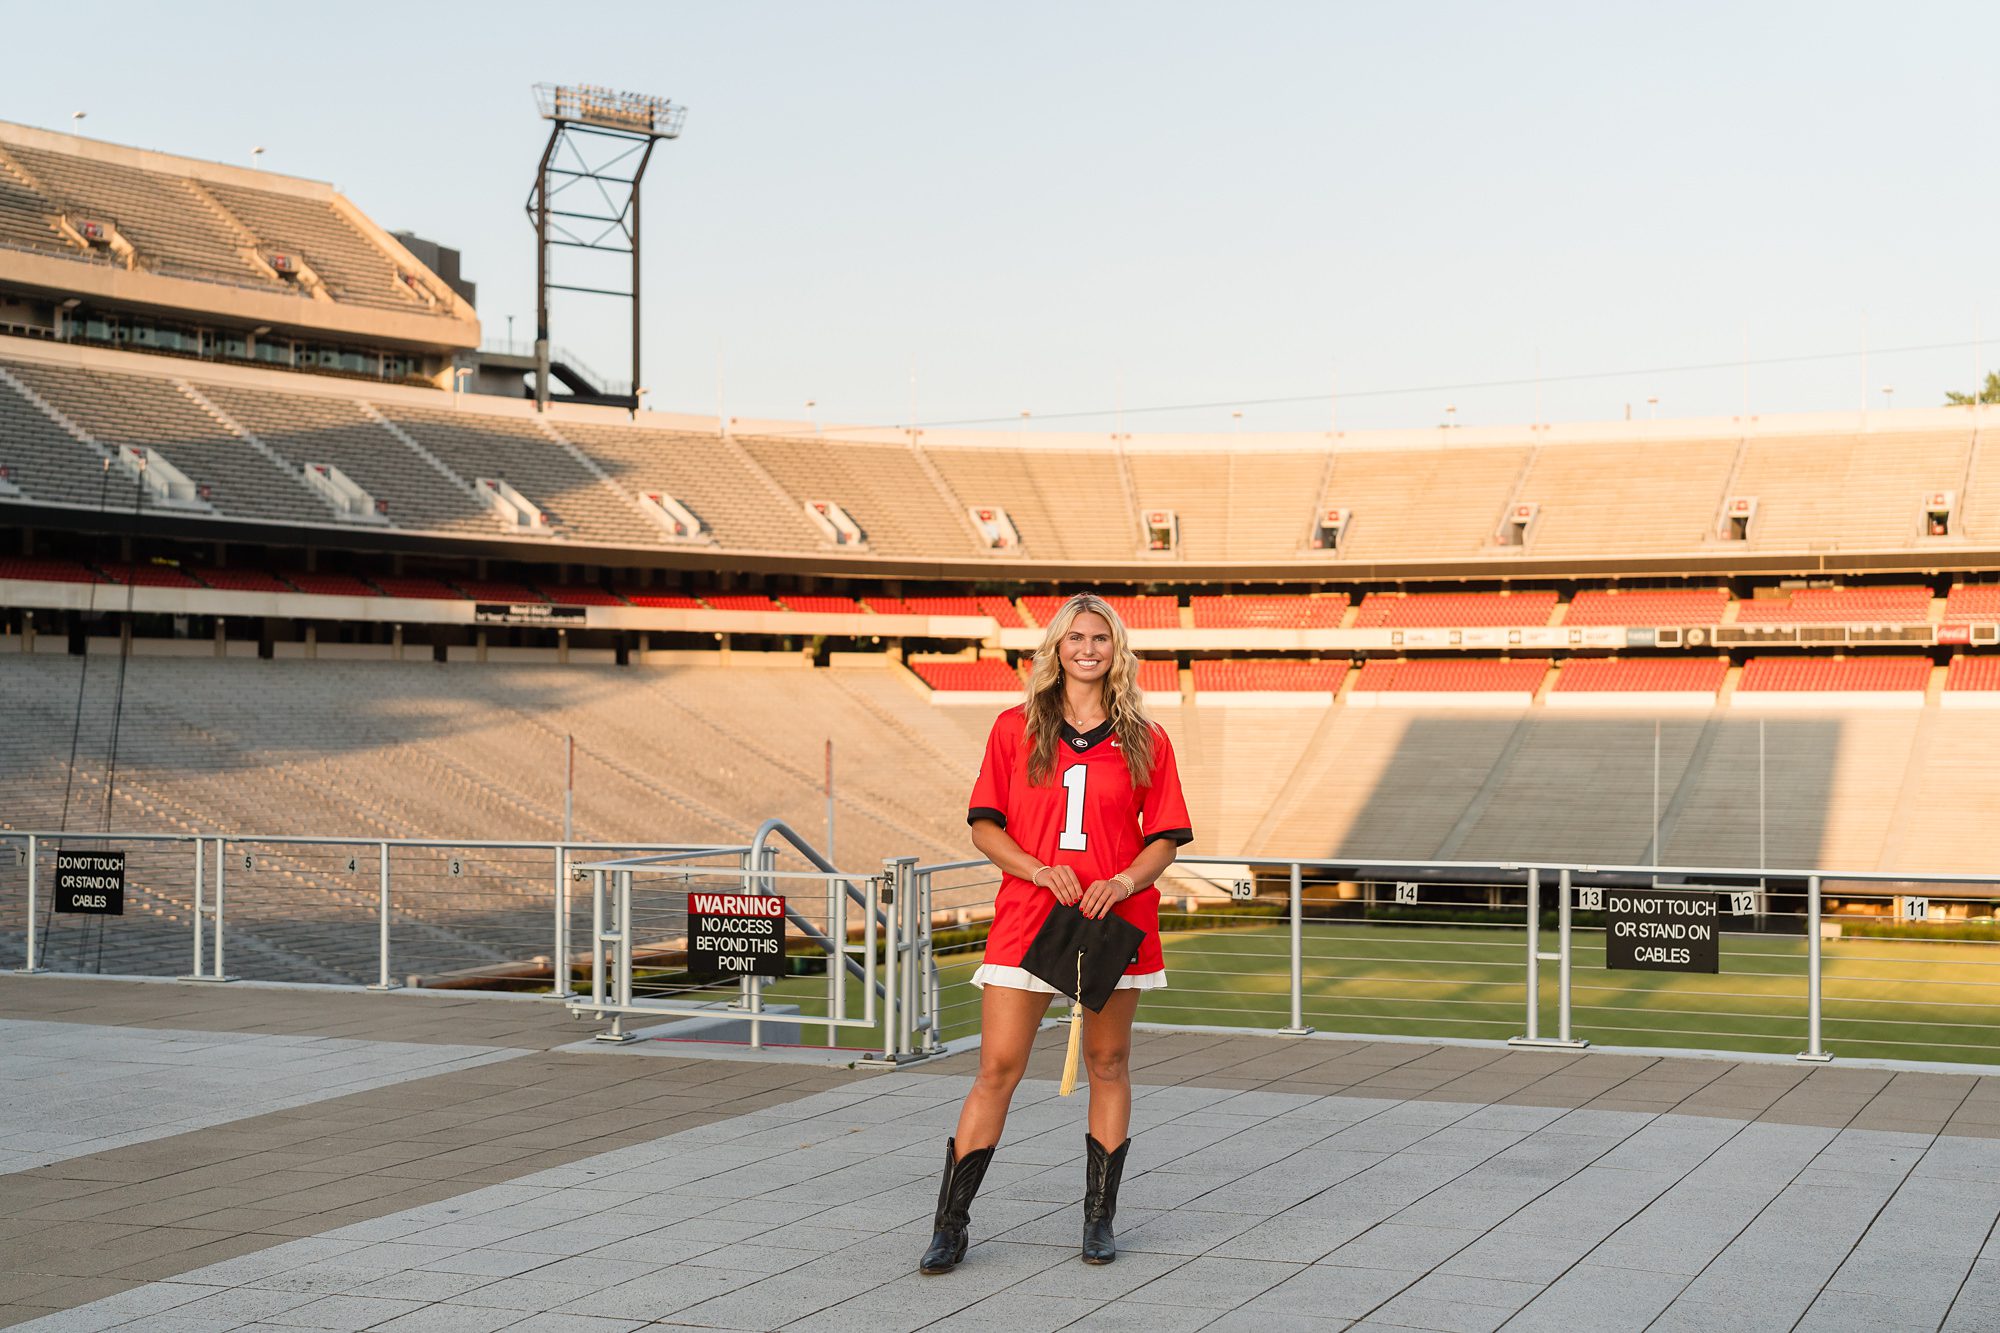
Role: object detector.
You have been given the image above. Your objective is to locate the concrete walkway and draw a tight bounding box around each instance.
[5,976,2000,1331]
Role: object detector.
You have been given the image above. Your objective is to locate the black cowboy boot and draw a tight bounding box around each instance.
[918,1137,995,1275]
[1082,1134,1129,1264]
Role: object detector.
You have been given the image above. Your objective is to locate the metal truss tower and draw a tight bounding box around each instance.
[526,83,686,412]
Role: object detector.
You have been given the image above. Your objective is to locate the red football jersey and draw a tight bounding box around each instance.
[968,705,1193,975]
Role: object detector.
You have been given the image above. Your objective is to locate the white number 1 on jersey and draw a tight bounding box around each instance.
[1059,765,1089,850]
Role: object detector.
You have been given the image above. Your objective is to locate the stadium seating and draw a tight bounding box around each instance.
[1733,587,1932,624]
[455,579,544,604]
[198,383,493,534]
[775,595,857,614]
[185,566,294,594]
[702,594,778,612]
[1318,445,1530,560]
[0,556,100,583]
[4,143,281,289]
[98,562,200,588]
[1736,656,1930,692]
[561,423,824,552]
[541,585,624,607]
[1021,594,1181,629]
[369,575,461,600]
[201,182,425,312]
[1192,660,1347,692]
[1190,594,1349,629]
[1944,585,2000,621]
[0,149,79,257]
[1351,591,1558,628]
[1511,438,1739,554]
[1138,659,1180,693]
[1732,431,1971,550]
[1551,658,1728,695]
[1944,656,2000,692]
[923,446,1139,561]
[738,435,970,558]
[1562,588,1729,626]
[619,590,703,609]
[910,659,1022,692]
[376,404,657,547]
[281,571,376,598]
[1350,659,1548,693]
[1124,451,1329,560]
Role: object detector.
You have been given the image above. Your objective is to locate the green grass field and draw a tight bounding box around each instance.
[753,922,2000,1065]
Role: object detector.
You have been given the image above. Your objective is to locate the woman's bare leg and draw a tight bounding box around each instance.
[1082,989,1140,1146]
[954,985,1055,1150]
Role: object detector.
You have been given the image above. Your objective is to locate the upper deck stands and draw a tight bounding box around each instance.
[1320,444,1530,560]
[924,447,1137,561]
[0,149,80,257]
[201,183,424,312]
[1564,588,1730,626]
[561,424,823,552]
[1945,585,2000,622]
[1734,586,1932,624]
[1731,431,1971,551]
[1352,591,1559,628]
[1514,437,1739,555]
[739,435,969,558]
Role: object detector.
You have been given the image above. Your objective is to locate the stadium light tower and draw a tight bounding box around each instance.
[526,83,686,412]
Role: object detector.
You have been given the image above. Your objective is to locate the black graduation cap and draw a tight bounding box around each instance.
[1019,903,1145,1014]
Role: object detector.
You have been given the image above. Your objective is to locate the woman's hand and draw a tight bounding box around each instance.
[1078,877,1126,919]
[1037,864,1083,906]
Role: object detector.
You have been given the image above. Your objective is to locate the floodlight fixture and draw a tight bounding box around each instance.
[526,83,688,412]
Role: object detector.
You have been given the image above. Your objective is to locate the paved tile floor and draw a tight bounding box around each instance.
[0,1020,522,1172]
[8,976,2000,1330]
[12,1068,2000,1330]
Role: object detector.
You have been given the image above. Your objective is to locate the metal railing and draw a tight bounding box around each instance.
[12,831,2000,1069]
[3,831,732,993]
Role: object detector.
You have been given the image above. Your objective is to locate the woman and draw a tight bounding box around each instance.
[919,592,1193,1275]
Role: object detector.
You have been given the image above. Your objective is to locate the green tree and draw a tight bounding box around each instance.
[1946,372,2000,406]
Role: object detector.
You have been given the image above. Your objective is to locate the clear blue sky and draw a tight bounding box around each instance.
[8,2,1997,432]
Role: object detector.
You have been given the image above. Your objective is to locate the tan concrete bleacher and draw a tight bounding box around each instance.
[0,152,77,257]
[201,183,423,312]
[0,367,144,508]
[925,445,1138,560]
[199,383,494,535]
[373,403,659,546]
[1126,453,1232,560]
[4,144,277,289]
[737,435,971,557]
[559,423,824,552]
[1733,431,1971,551]
[1174,707,1323,850]
[1516,438,1738,555]
[4,362,323,523]
[1124,451,1332,562]
[1319,444,1531,560]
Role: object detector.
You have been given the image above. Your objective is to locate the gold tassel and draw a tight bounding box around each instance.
[1058,954,1084,1097]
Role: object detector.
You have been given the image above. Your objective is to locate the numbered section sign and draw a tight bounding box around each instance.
[56,849,125,915]
[689,892,787,977]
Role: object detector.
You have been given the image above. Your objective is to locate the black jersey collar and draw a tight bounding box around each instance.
[1060,718,1117,753]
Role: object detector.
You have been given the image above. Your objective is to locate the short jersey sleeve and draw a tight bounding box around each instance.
[967,711,1015,827]
[1139,726,1193,846]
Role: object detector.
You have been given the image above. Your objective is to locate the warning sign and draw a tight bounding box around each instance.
[56,849,125,915]
[1604,889,1719,973]
[689,892,787,977]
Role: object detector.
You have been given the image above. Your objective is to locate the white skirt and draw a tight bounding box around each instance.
[971,964,1167,993]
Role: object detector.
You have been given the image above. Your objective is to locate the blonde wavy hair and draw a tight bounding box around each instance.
[1023,592,1157,787]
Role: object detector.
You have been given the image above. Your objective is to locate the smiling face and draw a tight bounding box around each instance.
[1058,610,1114,688]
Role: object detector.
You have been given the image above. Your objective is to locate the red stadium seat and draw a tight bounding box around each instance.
[911,659,1024,692]
[1737,656,1930,691]
[1138,659,1180,693]
[543,585,626,607]
[98,562,201,588]
[1943,656,2000,691]
[0,557,104,584]
[455,579,546,603]
[1351,592,1558,628]
[619,591,703,609]
[370,576,462,600]
[1191,659,1347,692]
[1945,586,2000,622]
[280,571,377,597]
[701,594,779,612]
[1553,658,1728,694]
[184,567,296,594]
[1563,589,1729,626]
[1733,587,1931,625]
[1189,595,1349,629]
[780,595,862,614]
[1350,659,1548,692]
[1020,595,1180,629]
